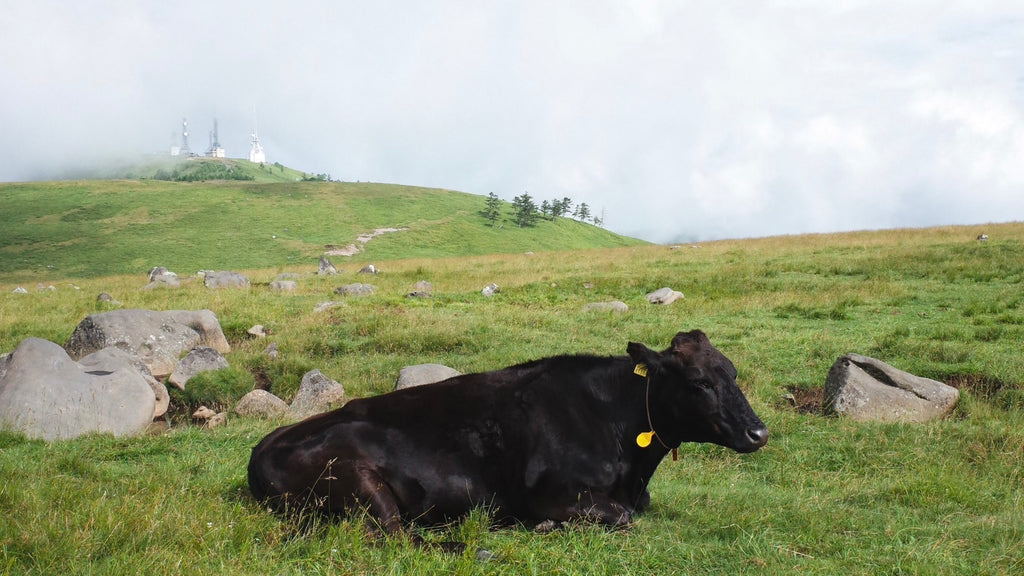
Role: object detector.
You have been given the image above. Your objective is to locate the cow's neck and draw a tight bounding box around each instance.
[625,363,682,466]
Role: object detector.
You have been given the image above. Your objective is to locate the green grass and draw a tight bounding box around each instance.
[0,178,643,282]
[1,221,1023,574]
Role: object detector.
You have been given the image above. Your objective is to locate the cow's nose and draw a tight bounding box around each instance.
[746,426,769,447]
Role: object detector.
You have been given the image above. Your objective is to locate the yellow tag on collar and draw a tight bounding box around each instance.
[636,431,654,448]
[633,364,648,377]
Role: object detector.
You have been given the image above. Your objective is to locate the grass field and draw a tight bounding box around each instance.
[0,218,1022,574]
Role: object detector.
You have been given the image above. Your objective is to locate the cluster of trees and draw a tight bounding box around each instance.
[484,192,602,228]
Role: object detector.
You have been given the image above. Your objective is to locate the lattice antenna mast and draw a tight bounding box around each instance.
[179,118,192,156]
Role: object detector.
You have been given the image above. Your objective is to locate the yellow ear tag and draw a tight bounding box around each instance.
[636,431,654,448]
[633,364,648,377]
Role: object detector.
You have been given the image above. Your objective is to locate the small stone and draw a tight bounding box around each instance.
[395,364,461,390]
[646,287,684,305]
[234,389,288,418]
[193,406,217,420]
[318,256,338,275]
[358,264,378,275]
[264,342,279,359]
[270,280,297,292]
[206,412,227,428]
[481,283,500,297]
[314,301,345,313]
[248,325,267,338]
[12,287,27,294]
[334,283,374,296]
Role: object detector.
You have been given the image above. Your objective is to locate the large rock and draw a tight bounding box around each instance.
[79,345,168,419]
[234,389,288,418]
[395,364,461,391]
[646,287,684,305]
[0,338,156,441]
[270,280,297,292]
[167,347,230,391]
[289,370,346,418]
[64,309,230,379]
[203,271,250,289]
[824,354,960,422]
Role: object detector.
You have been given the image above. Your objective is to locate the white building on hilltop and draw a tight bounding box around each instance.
[249,118,266,164]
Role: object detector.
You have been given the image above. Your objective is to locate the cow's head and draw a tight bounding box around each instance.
[627,330,768,453]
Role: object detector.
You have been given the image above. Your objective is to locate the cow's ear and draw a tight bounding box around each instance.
[627,342,660,369]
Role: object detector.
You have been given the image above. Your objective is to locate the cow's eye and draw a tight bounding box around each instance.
[693,378,714,390]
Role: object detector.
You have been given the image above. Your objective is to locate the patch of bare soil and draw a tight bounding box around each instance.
[784,386,825,414]
[945,374,1005,398]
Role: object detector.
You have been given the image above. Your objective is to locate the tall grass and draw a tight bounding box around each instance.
[0,222,1022,574]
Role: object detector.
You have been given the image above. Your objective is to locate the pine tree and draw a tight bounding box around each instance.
[512,192,539,227]
[575,202,591,222]
[483,192,502,226]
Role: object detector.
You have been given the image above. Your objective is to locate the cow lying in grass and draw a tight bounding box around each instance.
[248,330,768,540]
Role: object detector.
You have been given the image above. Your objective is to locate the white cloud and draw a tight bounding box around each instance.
[1,0,1023,241]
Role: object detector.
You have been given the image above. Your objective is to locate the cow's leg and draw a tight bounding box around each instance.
[342,465,404,537]
[532,491,633,530]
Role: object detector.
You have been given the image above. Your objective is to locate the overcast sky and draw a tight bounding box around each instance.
[2,1,1023,243]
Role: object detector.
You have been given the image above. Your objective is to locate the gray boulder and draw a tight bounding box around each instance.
[824,354,960,422]
[79,345,168,419]
[167,347,230,391]
[583,301,629,313]
[64,309,231,379]
[646,287,684,305]
[144,267,180,290]
[270,280,298,292]
[334,283,374,296]
[395,364,461,391]
[204,271,250,289]
[0,338,156,441]
[359,264,378,275]
[481,283,500,297]
[234,389,288,418]
[289,370,346,418]
[318,256,338,276]
[408,280,433,298]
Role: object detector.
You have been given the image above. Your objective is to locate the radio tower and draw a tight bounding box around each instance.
[179,118,192,156]
[206,119,225,157]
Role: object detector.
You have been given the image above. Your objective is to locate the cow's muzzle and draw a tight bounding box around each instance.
[738,426,769,453]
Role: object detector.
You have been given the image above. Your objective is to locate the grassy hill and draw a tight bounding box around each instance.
[0,221,1022,574]
[0,177,645,282]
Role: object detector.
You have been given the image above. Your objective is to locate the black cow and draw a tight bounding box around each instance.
[248,330,768,537]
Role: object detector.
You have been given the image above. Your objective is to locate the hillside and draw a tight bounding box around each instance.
[0,178,645,282]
